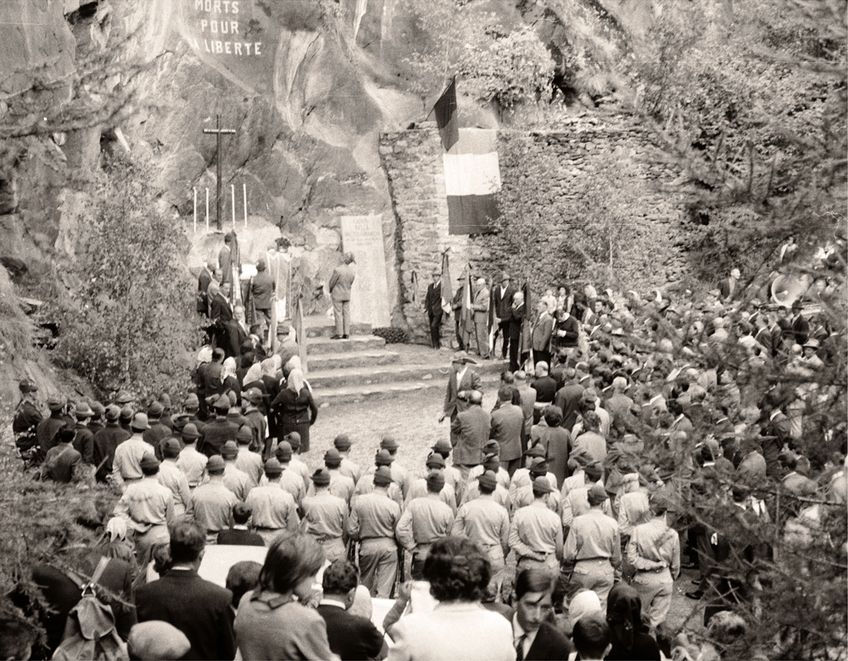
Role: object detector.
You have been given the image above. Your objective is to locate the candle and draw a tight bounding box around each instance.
[193,187,197,234]
[242,182,248,228]
[231,184,236,229]
[205,188,210,231]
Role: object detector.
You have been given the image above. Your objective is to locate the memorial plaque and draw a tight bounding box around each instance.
[340,214,390,327]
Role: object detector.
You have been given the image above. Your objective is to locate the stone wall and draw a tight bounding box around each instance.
[379,114,687,345]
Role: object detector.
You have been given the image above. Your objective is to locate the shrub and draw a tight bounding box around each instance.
[372,327,409,344]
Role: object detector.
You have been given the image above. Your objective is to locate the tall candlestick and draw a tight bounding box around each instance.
[193,187,197,234]
[242,182,248,228]
[205,188,210,231]
[231,183,236,229]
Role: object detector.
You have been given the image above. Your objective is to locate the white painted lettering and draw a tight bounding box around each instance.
[200,19,208,32]
[234,42,243,55]
[254,42,261,56]
[212,0,221,13]
[231,21,238,35]
[244,42,252,55]
[232,1,239,13]
[194,0,205,11]
[224,41,231,54]
[214,40,223,53]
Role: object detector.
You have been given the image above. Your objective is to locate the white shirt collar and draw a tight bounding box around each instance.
[512,615,539,655]
[319,598,346,610]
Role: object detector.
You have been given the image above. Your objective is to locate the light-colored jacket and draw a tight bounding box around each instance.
[387,601,515,661]
[329,263,356,301]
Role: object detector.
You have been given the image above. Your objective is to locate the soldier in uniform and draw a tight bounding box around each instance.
[271,441,306,506]
[112,413,155,488]
[221,441,250,501]
[36,396,67,457]
[509,477,563,577]
[348,466,401,597]
[283,432,312,488]
[430,439,464,502]
[182,394,207,436]
[512,460,560,513]
[380,436,410,499]
[114,453,175,565]
[302,468,349,562]
[405,453,457,513]
[234,425,263,489]
[334,434,362,485]
[397,471,455,577]
[175,423,207,489]
[563,484,621,609]
[452,470,510,597]
[41,427,82,483]
[192,455,239,543]
[13,379,42,461]
[306,448,355,504]
[199,396,239,457]
[242,389,267,450]
[158,438,193,517]
[245,458,300,546]
[462,456,511,511]
[353,450,404,509]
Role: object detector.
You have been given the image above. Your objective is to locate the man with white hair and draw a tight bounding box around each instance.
[605,376,634,429]
[531,299,554,367]
[471,277,491,359]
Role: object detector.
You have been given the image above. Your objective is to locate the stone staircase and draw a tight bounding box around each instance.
[303,316,504,406]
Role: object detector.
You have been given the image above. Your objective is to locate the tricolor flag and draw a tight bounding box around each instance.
[460,266,475,342]
[432,80,501,235]
[440,251,453,316]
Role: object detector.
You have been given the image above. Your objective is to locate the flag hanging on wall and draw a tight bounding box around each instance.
[432,79,501,235]
[440,251,453,316]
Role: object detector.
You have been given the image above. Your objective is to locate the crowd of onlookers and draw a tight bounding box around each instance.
[6,263,845,660]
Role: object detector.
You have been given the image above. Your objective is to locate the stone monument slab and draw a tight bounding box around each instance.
[340,214,390,327]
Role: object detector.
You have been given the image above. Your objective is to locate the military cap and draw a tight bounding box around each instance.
[74,401,93,418]
[213,396,231,412]
[380,435,399,451]
[529,459,549,476]
[236,425,253,443]
[483,440,500,458]
[425,452,446,469]
[114,390,134,405]
[525,445,546,458]
[140,453,160,471]
[264,458,283,477]
[431,439,452,454]
[147,401,164,418]
[375,449,394,466]
[158,393,172,409]
[532,476,554,494]
[478,470,498,490]
[275,441,292,461]
[162,438,181,459]
[47,396,64,411]
[285,431,301,450]
[105,404,121,422]
[59,426,76,443]
[183,393,200,409]
[312,468,331,487]
[207,455,225,473]
[587,483,609,506]
[426,471,445,492]
[373,466,393,486]
[130,413,150,431]
[182,423,200,440]
[90,401,105,419]
[119,405,134,422]
[245,388,264,404]
[333,434,352,451]
[226,407,242,419]
[324,448,342,467]
[221,441,238,459]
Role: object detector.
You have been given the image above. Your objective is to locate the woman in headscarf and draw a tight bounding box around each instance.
[565,589,603,637]
[605,584,660,660]
[221,356,241,405]
[271,367,317,453]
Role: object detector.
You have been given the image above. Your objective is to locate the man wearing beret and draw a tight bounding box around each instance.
[334,433,362,485]
[36,396,67,456]
[71,401,95,465]
[397,471,455,577]
[380,435,410,498]
[348,465,401,597]
[176,423,207,488]
[192,455,239,542]
[158,438,194,516]
[405,453,457,512]
[234,425,263,488]
[245,458,301,546]
[114,453,175,565]
[305,448,355,504]
[112,413,155,488]
[563,483,621,609]
[142,401,171,458]
[509,476,563,576]
[182,393,207,435]
[451,390,491,481]
[353,450,404,509]
[452,470,511,596]
[302,468,349,562]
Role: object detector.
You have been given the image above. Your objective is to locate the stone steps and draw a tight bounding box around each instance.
[315,372,503,406]
[307,334,386,355]
[307,349,401,371]
[305,321,372,339]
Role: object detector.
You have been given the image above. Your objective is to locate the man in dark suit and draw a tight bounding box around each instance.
[197,260,215,316]
[512,568,572,661]
[217,503,265,546]
[424,269,444,349]
[492,272,516,360]
[790,300,810,345]
[318,560,386,660]
[719,267,741,300]
[451,390,491,480]
[251,257,276,332]
[136,519,236,660]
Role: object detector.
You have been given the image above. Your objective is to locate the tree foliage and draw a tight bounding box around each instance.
[55,153,202,400]
[403,0,554,111]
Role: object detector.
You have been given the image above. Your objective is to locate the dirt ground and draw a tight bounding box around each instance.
[303,388,705,635]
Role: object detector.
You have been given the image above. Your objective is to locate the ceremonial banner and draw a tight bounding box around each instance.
[433,77,459,151]
[442,128,501,235]
[340,214,390,327]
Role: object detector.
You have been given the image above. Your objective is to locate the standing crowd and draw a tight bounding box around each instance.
[8,259,846,660]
